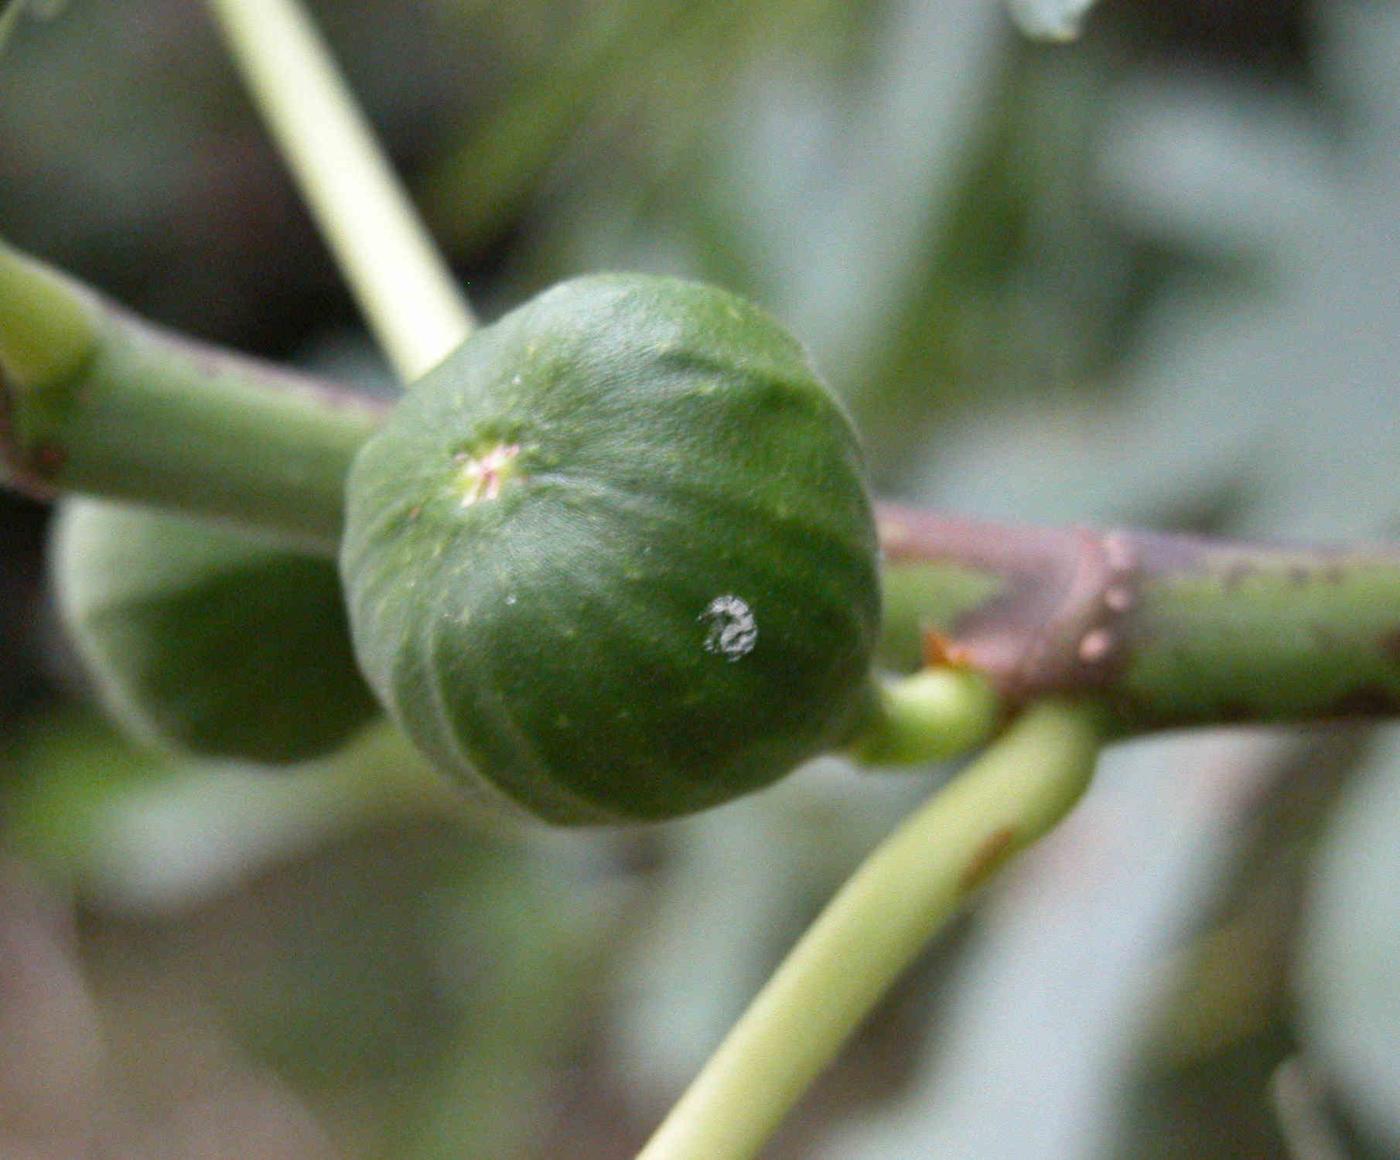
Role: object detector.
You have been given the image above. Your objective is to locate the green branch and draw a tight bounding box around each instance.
[0,237,95,389]
[637,699,1107,1160]
[1123,532,1400,725]
[0,243,383,553]
[204,0,473,379]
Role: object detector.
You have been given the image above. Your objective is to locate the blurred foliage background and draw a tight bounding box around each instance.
[2,1,1399,1157]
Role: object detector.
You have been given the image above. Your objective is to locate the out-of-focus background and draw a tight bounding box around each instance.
[2,1,1399,1157]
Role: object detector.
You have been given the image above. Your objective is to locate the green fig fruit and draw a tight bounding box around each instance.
[342,274,881,824]
[53,498,379,764]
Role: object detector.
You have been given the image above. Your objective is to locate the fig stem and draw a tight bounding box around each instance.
[0,244,385,554]
[204,0,474,381]
[848,667,1001,766]
[636,699,1106,1160]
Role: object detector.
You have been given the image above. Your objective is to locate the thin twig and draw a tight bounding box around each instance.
[204,0,474,380]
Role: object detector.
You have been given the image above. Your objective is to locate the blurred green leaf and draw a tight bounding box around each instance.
[1297,729,1400,1158]
[3,709,175,879]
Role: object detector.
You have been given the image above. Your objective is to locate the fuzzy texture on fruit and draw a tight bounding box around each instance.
[342,274,881,824]
[54,498,380,764]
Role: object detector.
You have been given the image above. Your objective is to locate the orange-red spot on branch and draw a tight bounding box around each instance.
[923,629,973,670]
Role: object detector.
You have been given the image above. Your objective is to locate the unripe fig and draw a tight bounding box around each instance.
[342,274,881,824]
[53,498,379,764]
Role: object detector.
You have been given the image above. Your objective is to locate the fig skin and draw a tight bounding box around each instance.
[342,274,882,824]
[54,498,379,765]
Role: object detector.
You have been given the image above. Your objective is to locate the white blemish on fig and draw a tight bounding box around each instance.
[700,595,757,661]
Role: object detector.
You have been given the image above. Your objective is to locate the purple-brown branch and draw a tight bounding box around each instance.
[877,505,1400,731]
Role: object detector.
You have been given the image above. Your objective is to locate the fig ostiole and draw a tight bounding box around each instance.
[341,274,883,824]
[53,497,380,765]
